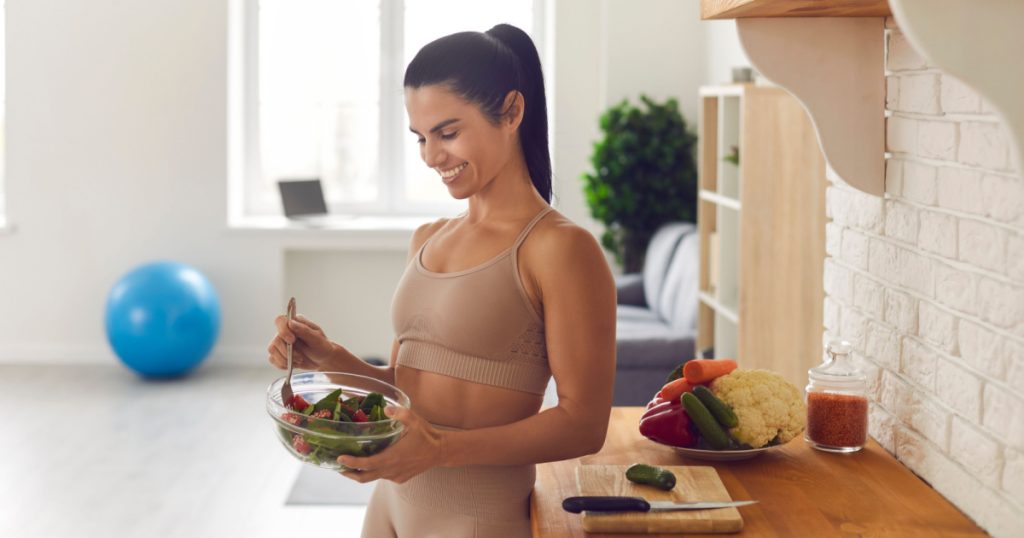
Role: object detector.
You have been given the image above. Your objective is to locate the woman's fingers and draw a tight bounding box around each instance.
[288,321,329,354]
[269,336,304,366]
[295,314,323,333]
[340,469,377,483]
[269,314,327,369]
[274,315,296,344]
[287,318,319,341]
[292,342,317,367]
[268,345,313,369]
[267,339,286,368]
[270,336,289,361]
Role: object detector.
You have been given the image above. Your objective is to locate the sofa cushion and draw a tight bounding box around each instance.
[616,304,661,323]
[642,223,694,313]
[615,314,695,370]
[615,273,646,307]
[657,231,700,332]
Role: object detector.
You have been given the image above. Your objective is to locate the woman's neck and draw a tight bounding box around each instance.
[463,154,547,224]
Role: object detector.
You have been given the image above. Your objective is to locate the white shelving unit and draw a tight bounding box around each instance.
[697,86,742,361]
[696,84,828,388]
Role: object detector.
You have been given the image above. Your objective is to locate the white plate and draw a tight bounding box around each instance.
[670,444,781,461]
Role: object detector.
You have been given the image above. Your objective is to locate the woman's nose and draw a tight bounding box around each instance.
[421,139,447,168]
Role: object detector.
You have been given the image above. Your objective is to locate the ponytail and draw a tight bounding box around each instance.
[404,24,552,203]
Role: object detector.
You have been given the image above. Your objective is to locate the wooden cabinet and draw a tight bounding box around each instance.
[697,84,827,388]
[701,0,891,19]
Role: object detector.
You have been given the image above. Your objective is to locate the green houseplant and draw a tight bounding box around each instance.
[583,95,698,273]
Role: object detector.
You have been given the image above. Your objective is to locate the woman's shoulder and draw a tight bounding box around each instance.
[414,216,451,240]
[525,210,606,266]
[521,209,614,297]
[407,217,452,261]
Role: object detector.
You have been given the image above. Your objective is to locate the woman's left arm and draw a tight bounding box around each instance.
[444,224,616,464]
[340,224,616,482]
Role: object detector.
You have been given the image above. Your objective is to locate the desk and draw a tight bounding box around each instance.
[531,407,985,537]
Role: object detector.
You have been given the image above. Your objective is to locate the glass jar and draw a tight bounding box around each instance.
[805,340,868,453]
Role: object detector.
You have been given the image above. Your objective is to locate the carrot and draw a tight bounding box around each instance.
[683,359,738,384]
[657,377,694,402]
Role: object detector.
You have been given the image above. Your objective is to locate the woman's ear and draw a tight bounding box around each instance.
[501,90,525,132]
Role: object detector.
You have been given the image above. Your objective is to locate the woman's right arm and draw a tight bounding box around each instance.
[266,219,444,384]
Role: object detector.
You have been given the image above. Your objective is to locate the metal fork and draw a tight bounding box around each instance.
[281,297,297,407]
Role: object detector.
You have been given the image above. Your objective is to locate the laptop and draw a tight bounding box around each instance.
[278,178,332,226]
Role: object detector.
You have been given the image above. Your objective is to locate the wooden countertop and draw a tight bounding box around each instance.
[531,407,985,537]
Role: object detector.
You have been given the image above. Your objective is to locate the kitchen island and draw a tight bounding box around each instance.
[531,407,985,537]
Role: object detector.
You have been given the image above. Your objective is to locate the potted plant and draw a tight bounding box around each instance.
[583,95,698,273]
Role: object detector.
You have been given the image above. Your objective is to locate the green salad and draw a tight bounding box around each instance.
[278,389,399,467]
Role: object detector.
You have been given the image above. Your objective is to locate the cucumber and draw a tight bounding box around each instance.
[682,392,731,450]
[693,386,739,428]
[625,463,676,491]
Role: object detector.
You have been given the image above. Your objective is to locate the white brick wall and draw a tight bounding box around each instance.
[822,22,1024,536]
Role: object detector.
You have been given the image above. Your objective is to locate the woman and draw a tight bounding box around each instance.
[267,23,616,537]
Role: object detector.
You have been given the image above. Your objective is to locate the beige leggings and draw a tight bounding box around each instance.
[360,424,534,538]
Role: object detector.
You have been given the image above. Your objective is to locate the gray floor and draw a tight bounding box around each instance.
[288,466,377,505]
[0,364,368,538]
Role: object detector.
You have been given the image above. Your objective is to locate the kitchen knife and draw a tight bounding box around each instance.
[562,496,757,513]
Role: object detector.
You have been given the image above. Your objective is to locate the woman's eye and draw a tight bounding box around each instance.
[416,138,425,145]
[440,131,458,140]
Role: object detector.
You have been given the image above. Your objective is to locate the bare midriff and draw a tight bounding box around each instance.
[395,366,544,429]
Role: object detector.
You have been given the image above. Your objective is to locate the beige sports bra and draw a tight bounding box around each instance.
[390,207,554,395]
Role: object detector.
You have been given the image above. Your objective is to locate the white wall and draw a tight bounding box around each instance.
[603,0,706,125]
[0,0,717,365]
[549,0,706,242]
[823,20,1023,537]
[0,0,282,364]
[703,19,750,86]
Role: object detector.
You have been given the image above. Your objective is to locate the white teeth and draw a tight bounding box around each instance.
[438,163,467,178]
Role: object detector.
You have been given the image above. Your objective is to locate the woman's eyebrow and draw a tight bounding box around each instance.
[409,118,461,135]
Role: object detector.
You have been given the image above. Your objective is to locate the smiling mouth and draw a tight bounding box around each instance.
[437,162,468,184]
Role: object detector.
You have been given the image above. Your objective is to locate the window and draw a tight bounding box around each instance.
[231,0,544,221]
[0,0,6,228]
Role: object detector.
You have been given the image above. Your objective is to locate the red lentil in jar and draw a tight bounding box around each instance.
[805,341,869,453]
[806,392,868,448]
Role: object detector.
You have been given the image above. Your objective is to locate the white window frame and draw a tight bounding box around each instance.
[228,0,548,224]
[0,0,6,230]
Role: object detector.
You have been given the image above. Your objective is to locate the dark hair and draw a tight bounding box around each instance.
[404,23,551,203]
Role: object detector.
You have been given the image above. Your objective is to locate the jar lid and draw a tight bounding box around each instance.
[809,340,866,389]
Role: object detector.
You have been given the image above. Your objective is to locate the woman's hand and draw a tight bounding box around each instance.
[338,406,447,484]
[267,314,337,371]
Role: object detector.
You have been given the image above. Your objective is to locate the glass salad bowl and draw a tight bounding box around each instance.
[266,371,410,470]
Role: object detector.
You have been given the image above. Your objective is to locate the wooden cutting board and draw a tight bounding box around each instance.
[576,464,743,534]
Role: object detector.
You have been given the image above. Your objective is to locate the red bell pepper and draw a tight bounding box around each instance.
[638,405,696,448]
[641,398,681,422]
[645,394,666,409]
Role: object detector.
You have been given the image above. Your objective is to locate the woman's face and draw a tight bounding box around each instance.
[405,84,520,199]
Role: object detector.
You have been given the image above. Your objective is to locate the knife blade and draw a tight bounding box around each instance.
[562,496,758,513]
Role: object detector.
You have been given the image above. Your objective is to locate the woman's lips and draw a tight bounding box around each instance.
[441,163,467,185]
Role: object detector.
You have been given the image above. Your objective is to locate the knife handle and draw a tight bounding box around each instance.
[562,496,651,513]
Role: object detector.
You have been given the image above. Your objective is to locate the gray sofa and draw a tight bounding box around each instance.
[613,223,699,405]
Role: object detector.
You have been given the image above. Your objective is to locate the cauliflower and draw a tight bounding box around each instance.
[710,369,806,448]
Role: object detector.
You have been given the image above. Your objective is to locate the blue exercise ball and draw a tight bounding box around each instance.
[105,261,221,378]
